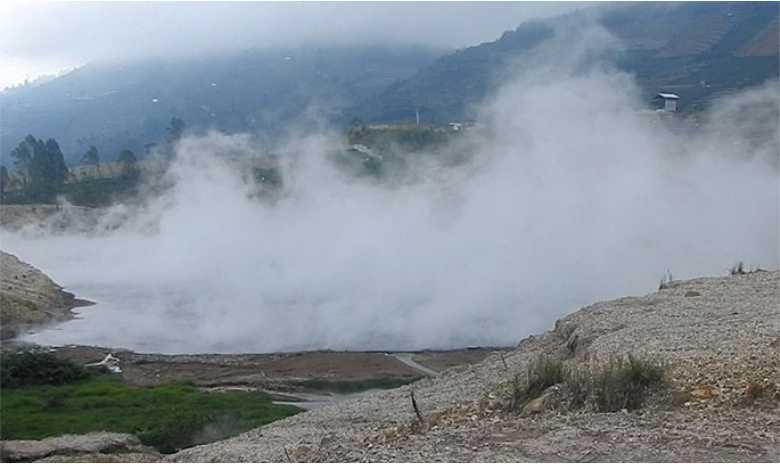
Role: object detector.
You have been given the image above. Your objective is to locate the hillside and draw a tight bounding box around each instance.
[355,2,780,123]
[1,3,777,166]
[171,270,779,462]
[0,46,443,164]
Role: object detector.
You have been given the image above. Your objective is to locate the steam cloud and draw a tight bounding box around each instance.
[2,27,778,353]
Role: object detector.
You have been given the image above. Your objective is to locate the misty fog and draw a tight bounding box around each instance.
[1,26,777,354]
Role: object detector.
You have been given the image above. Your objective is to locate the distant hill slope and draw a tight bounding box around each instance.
[0,46,443,164]
[1,3,777,166]
[354,2,779,124]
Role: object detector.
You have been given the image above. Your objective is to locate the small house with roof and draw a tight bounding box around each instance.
[656,92,680,112]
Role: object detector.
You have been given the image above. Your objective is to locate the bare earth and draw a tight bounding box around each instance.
[170,271,780,462]
[47,347,496,390]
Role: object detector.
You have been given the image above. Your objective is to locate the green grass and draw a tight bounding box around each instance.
[0,376,300,453]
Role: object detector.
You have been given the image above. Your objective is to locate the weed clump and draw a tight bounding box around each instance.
[510,356,565,411]
[658,270,674,290]
[730,261,747,275]
[592,355,665,412]
[506,355,666,413]
[525,356,566,401]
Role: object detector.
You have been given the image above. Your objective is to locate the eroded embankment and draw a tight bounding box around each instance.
[0,251,92,339]
[170,270,780,462]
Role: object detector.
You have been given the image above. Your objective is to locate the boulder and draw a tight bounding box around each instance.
[0,432,158,462]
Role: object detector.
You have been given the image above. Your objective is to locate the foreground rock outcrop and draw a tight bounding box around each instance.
[171,270,780,462]
[0,432,161,462]
[0,251,90,339]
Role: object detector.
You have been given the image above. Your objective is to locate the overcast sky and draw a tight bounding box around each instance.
[0,1,585,89]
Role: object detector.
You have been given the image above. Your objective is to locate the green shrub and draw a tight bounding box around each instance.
[136,412,212,454]
[592,355,665,412]
[510,356,566,411]
[1,351,90,388]
[505,355,666,413]
[566,365,592,409]
[526,356,566,399]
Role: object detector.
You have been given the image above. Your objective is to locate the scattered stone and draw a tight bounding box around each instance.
[690,385,720,400]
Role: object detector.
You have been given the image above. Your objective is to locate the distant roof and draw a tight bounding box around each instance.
[657,93,680,100]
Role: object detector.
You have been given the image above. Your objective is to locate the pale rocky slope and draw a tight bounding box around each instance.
[0,251,88,339]
[171,270,780,462]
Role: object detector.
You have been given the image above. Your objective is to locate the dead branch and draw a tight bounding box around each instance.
[410,390,424,424]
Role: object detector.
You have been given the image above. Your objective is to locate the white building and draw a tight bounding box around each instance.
[657,93,680,112]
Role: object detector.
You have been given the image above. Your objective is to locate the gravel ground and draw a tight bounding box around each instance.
[171,270,780,462]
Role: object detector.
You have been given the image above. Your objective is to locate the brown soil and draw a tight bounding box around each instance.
[48,345,501,392]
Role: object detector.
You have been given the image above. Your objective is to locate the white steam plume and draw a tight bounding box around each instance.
[2,28,778,353]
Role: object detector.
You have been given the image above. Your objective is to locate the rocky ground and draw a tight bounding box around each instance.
[170,270,780,462]
[0,251,91,339]
[0,432,161,463]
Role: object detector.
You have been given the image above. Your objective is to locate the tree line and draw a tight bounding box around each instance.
[0,117,185,205]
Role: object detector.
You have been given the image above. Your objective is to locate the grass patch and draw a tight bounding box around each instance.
[290,376,421,394]
[510,356,565,411]
[0,376,300,453]
[592,355,665,412]
[507,355,666,413]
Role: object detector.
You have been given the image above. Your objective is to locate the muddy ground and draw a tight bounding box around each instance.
[29,344,504,398]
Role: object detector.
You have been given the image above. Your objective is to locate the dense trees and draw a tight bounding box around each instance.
[118,149,140,180]
[9,135,67,195]
[0,166,9,202]
[3,135,144,205]
[81,146,100,173]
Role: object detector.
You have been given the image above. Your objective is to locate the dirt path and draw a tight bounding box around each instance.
[390,353,440,377]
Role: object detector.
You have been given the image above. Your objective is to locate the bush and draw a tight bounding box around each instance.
[592,355,665,412]
[566,365,592,409]
[510,356,565,411]
[506,355,666,413]
[1,351,90,388]
[136,412,212,454]
[730,261,746,275]
[525,356,566,399]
